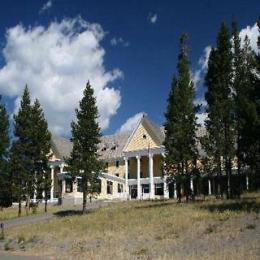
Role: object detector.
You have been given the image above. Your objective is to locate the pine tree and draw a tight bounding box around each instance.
[31,99,51,212]
[68,82,103,213]
[232,20,259,194]
[164,34,198,202]
[240,19,260,184]
[204,23,234,199]
[0,95,12,208]
[12,86,35,215]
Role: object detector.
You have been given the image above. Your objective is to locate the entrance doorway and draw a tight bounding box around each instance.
[129,185,137,199]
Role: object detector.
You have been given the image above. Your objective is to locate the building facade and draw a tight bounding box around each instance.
[47,114,171,204]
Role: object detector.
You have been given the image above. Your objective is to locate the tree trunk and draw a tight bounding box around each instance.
[18,199,21,217]
[25,194,30,216]
[82,181,87,214]
[44,190,48,213]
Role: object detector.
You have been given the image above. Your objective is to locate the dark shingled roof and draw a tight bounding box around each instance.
[50,115,206,161]
[98,132,131,160]
[50,132,131,161]
[51,134,73,159]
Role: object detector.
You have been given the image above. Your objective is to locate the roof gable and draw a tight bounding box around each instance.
[123,115,164,152]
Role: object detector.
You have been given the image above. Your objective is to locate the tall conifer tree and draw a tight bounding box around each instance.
[164,34,198,202]
[0,95,11,208]
[31,99,51,212]
[12,86,35,215]
[68,82,103,213]
[204,23,234,199]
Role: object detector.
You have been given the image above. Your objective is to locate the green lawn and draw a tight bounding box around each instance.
[1,192,260,259]
[0,203,62,221]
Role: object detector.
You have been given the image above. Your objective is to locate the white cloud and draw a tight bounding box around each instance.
[239,23,260,53]
[0,17,122,136]
[118,112,144,133]
[192,45,211,89]
[40,0,52,13]
[110,37,129,47]
[148,13,158,24]
[196,113,208,126]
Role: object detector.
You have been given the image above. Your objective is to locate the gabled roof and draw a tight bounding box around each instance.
[98,132,131,160]
[50,131,131,161]
[51,134,73,160]
[122,113,165,151]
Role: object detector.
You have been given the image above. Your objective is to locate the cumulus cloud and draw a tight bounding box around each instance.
[40,0,52,13]
[239,23,260,53]
[192,46,211,89]
[0,17,122,136]
[118,112,144,133]
[110,37,129,47]
[196,113,208,126]
[148,13,158,24]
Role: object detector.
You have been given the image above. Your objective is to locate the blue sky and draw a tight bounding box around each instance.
[0,0,259,136]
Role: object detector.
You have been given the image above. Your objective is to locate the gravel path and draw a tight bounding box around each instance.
[1,200,111,229]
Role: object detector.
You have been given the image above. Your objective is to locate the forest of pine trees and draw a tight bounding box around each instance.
[0,19,259,215]
[164,19,260,200]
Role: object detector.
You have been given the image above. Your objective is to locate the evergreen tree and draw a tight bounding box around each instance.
[164,34,198,202]
[232,20,259,193]
[241,19,260,183]
[12,86,35,215]
[204,23,235,199]
[68,82,103,213]
[0,95,12,208]
[31,99,51,212]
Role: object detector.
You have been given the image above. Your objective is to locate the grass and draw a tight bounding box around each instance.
[2,192,260,259]
[0,204,63,221]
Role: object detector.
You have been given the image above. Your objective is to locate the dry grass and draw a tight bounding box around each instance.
[0,204,63,221]
[2,192,260,259]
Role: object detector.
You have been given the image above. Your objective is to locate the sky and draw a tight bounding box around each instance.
[0,0,259,137]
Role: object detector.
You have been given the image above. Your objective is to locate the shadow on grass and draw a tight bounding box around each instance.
[54,209,94,217]
[200,199,260,213]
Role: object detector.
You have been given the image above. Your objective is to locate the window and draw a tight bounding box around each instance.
[155,183,164,195]
[105,162,109,168]
[111,145,117,150]
[118,183,123,193]
[101,147,107,151]
[143,134,147,139]
[107,181,113,194]
[142,184,149,193]
[115,173,119,177]
[95,179,101,193]
[116,161,119,167]
[77,178,83,192]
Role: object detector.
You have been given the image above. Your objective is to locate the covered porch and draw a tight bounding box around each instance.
[124,146,169,200]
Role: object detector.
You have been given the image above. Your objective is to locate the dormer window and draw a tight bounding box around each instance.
[101,147,107,151]
[111,145,117,150]
[143,134,147,139]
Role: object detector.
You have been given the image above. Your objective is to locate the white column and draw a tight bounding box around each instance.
[50,166,54,201]
[174,181,177,199]
[163,177,169,199]
[149,154,154,199]
[124,157,129,198]
[136,156,141,199]
[33,188,37,203]
[190,177,194,193]
[246,175,249,191]
[61,164,66,195]
[208,179,212,195]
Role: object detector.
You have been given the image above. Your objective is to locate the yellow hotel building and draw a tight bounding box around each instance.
[48,114,171,204]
